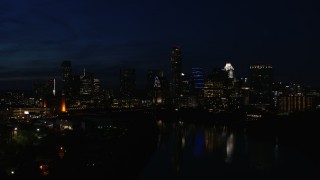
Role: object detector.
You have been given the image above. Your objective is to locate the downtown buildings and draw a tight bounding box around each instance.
[1,47,320,119]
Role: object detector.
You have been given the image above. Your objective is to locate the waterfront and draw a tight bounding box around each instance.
[141,112,320,179]
[1,112,319,179]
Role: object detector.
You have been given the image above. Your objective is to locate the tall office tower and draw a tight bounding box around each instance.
[146,69,169,103]
[223,62,237,89]
[62,61,72,83]
[204,68,227,98]
[61,60,73,98]
[224,63,234,79]
[171,46,182,97]
[239,78,250,106]
[93,78,101,95]
[249,64,273,107]
[146,69,162,98]
[80,69,94,97]
[203,68,229,112]
[190,68,204,102]
[191,68,205,95]
[78,68,101,105]
[120,69,136,99]
[223,62,240,110]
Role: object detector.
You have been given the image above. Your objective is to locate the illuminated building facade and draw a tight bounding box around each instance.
[146,69,169,104]
[94,78,101,95]
[80,69,94,96]
[224,63,234,79]
[79,69,101,105]
[204,68,228,112]
[179,73,192,108]
[239,78,250,106]
[223,63,240,110]
[146,69,162,99]
[191,68,205,89]
[279,95,313,113]
[11,108,51,119]
[204,68,226,98]
[191,68,205,97]
[273,82,315,113]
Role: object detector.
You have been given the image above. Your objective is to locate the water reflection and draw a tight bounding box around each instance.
[204,127,214,153]
[172,120,184,172]
[58,146,66,159]
[274,137,279,162]
[156,119,166,149]
[155,120,242,174]
[225,133,234,163]
[142,118,318,179]
[193,131,205,157]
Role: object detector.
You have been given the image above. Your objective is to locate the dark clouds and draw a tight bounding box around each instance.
[0,0,320,90]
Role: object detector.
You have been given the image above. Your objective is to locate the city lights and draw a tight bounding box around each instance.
[0,0,319,179]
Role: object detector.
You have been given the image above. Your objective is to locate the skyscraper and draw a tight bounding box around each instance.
[223,62,236,91]
[120,69,136,99]
[61,60,81,107]
[223,62,240,110]
[249,64,273,107]
[80,69,94,97]
[203,68,228,112]
[171,46,182,97]
[146,69,169,103]
[224,63,234,79]
[61,61,72,83]
[191,67,205,92]
[204,68,227,98]
[77,68,101,106]
[146,69,162,99]
[61,60,73,98]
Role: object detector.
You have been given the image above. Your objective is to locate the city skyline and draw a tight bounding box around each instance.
[1,0,320,90]
[0,54,318,91]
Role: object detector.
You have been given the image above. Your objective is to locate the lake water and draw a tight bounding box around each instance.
[1,113,320,179]
[140,117,320,179]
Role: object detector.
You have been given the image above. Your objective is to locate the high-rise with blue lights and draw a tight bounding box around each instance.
[191,68,205,89]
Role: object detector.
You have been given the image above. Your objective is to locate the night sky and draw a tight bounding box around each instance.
[0,0,319,90]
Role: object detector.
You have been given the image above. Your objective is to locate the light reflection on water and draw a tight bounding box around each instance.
[58,146,66,159]
[225,133,234,163]
[140,118,319,179]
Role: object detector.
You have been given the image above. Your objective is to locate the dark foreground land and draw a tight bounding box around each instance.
[0,112,158,179]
